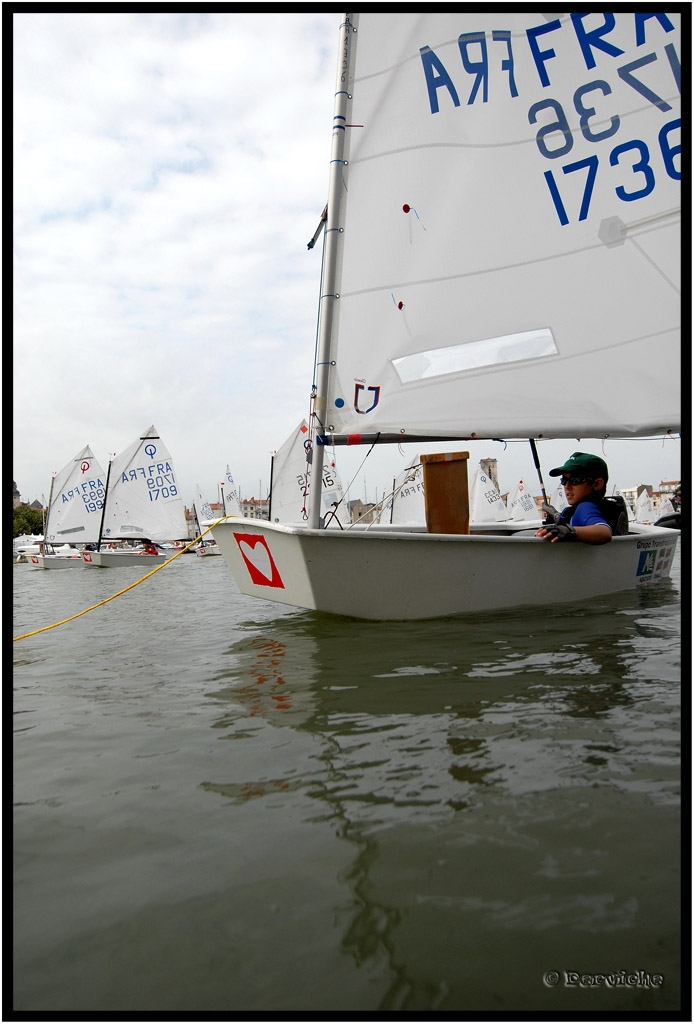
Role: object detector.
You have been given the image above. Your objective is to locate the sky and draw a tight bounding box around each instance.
[13,12,683,512]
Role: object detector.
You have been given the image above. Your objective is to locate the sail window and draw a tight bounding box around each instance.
[391,329,558,383]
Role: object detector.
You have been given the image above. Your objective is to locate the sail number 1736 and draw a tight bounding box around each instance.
[542,118,679,225]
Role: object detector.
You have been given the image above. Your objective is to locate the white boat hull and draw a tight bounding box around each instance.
[82,550,168,568]
[30,553,84,569]
[212,520,679,621]
[196,545,222,558]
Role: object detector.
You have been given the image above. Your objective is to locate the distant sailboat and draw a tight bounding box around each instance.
[82,425,187,567]
[506,480,538,522]
[635,490,657,524]
[469,465,508,524]
[612,488,635,523]
[269,420,350,528]
[220,466,242,519]
[30,445,106,569]
[380,457,425,526]
[549,483,569,515]
[194,486,222,557]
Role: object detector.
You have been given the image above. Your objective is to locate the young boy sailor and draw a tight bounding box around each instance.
[535,452,627,545]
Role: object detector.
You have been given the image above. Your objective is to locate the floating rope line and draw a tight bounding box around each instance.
[13,519,232,642]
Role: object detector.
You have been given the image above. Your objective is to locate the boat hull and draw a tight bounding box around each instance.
[30,553,84,569]
[213,520,679,620]
[82,550,168,568]
[196,545,222,558]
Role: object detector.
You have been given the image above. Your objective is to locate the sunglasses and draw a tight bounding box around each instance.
[559,474,593,487]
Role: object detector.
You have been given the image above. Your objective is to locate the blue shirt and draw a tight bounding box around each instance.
[559,500,611,531]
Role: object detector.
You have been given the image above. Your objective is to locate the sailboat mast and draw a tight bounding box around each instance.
[96,460,113,552]
[268,454,275,523]
[529,439,549,508]
[43,475,56,549]
[309,13,356,530]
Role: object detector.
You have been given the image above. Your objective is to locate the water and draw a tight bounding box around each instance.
[13,546,683,1015]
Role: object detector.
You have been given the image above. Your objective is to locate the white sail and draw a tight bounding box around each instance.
[321,13,680,443]
[635,489,656,523]
[193,484,222,556]
[98,425,187,543]
[469,464,508,523]
[221,465,241,518]
[658,497,675,517]
[270,421,350,528]
[549,483,569,514]
[506,479,538,521]
[388,458,425,525]
[44,445,106,544]
[194,487,216,529]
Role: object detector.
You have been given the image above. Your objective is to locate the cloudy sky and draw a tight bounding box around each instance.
[13,12,681,512]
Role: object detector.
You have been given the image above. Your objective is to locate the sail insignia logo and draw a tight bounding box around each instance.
[354,383,381,414]
[234,533,285,589]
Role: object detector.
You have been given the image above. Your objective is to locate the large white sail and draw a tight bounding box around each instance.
[321,13,680,443]
[98,425,187,543]
[44,445,106,544]
[270,421,350,528]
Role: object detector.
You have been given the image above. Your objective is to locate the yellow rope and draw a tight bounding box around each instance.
[13,519,233,642]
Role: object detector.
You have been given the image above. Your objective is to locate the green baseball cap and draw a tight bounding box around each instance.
[549,451,608,482]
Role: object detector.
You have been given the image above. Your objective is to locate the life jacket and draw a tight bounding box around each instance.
[560,495,629,536]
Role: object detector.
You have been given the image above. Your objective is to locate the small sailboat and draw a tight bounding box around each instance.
[220,465,242,519]
[268,420,350,528]
[30,445,106,569]
[506,479,539,522]
[635,489,657,524]
[468,464,509,525]
[13,535,44,563]
[82,425,187,567]
[194,486,222,557]
[213,13,681,620]
[386,457,425,526]
[654,494,680,530]
[549,483,569,516]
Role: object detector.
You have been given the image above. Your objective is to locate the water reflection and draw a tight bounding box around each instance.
[202,578,680,1011]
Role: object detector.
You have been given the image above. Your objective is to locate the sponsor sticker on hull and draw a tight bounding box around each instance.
[635,538,676,583]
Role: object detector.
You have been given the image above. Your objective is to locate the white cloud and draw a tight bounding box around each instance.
[14,12,340,505]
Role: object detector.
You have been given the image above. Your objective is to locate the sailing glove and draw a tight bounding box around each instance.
[543,522,577,541]
[541,502,559,524]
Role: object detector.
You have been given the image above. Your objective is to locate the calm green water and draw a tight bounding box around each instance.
[13,545,683,1014]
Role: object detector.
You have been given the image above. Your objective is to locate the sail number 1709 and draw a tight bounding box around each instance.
[147,479,178,501]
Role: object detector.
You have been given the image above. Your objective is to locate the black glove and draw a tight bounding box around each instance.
[543,522,577,541]
[541,502,559,524]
